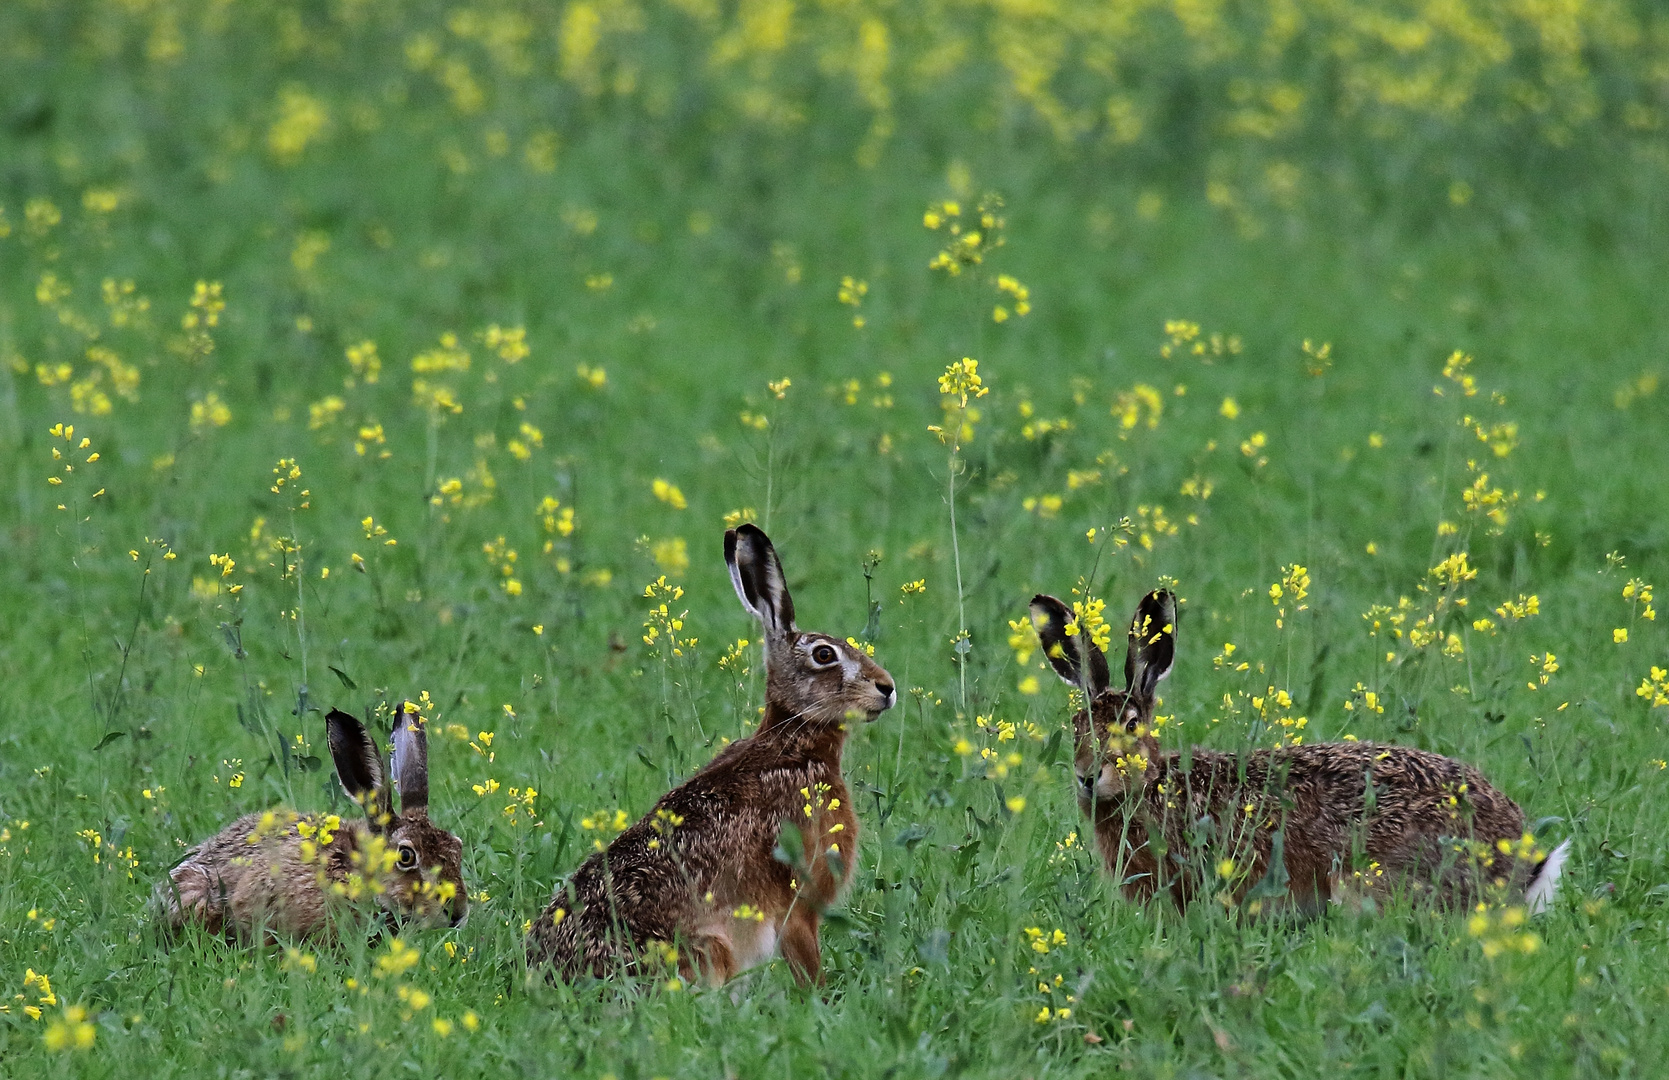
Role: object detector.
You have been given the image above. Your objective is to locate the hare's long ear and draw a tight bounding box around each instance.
[1124,590,1178,701]
[725,524,797,638]
[328,709,390,826]
[390,703,429,817]
[1029,594,1111,696]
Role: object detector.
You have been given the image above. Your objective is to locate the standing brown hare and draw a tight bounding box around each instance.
[156,706,467,940]
[1030,588,1569,914]
[526,524,896,986]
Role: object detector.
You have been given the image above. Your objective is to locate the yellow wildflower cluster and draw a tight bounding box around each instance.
[1017,400,1072,441]
[1527,652,1558,690]
[1637,667,1669,709]
[642,576,696,657]
[924,197,1004,276]
[647,808,684,850]
[1161,320,1241,361]
[1024,926,1067,954]
[1251,686,1308,746]
[928,357,989,448]
[1022,494,1062,518]
[837,275,867,327]
[1111,383,1163,431]
[1066,595,1111,654]
[501,786,539,826]
[481,324,528,363]
[1437,350,1477,398]
[838,372,893,408]
[1623,579,1656,621]
[44,423,105,509]
[268,86,329,163]
[295,814,342,864]
[718,637,751,677]
[1459,465,1517,530]
[375,937,422,978]
[1268,564,1309,629]
[345,340,381,386]
[482,536,520,596]
[535,496,577,563]
[43,1004,95,1052]
[19,967,57,1020]
[993,274,1030,322]
[1008,614,1044,694]
[652,478,687,509]
[580,808,631,850]
[1342,682,1385,715]
[1429,552,1477,591]
[1467,904,1541,959]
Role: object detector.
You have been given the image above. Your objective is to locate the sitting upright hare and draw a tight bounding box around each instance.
[1030,589,1569,913]
[157,705,467,940]
[526,524,896,986]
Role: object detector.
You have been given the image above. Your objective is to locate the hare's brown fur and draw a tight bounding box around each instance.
[156,707,466,941]
[159,808,463,940]
[526,525,893,985]
[1076,721,1532,910]
[1034,590,1561,912]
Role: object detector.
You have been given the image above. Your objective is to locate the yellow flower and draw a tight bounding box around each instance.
[190,392,232,432]
[43,1005,95,1052]
[267,86,329,164]
[652,478,687,509]
[937,357,988,406]
[398,985,432,1010]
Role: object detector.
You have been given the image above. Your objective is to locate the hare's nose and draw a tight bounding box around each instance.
[874,680,895,706]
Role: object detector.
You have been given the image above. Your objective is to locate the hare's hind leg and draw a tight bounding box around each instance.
[163,862,229,935]
[780,907,822,987]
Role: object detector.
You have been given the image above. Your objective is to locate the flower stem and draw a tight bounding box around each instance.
[948,445,968,713]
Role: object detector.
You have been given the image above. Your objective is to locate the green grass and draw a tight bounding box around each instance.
[4,6,1669,1077]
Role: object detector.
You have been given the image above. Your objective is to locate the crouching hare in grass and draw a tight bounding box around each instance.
[526,524,896,986]
[156,706,467,940]
[1030,589,1570,915]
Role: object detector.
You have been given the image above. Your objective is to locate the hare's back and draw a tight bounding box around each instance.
[1243,741,1522,846]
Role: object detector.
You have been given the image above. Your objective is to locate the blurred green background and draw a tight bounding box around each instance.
[2,0,1668,1075]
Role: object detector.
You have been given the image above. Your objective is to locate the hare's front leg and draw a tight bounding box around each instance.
[780,907,822,986]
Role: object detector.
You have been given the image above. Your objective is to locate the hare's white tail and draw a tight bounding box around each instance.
[1526,838,1572,915]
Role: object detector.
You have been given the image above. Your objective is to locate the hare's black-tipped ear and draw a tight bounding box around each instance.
[390,703,429,816]
[725,523,796,635]
[1029,594,1111,696]
[1125,590,1178,700]
[327,709,389,823]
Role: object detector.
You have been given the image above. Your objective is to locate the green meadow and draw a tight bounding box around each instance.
[3,1,1669,1075]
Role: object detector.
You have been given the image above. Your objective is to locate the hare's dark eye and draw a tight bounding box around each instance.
[397,843,418,870]
[811,643,838,666]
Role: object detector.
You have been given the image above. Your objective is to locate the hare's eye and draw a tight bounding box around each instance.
[811,644,838,666]
[397,844,418,870]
